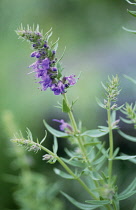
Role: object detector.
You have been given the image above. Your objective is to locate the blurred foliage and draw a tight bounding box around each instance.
[0,0,136,209]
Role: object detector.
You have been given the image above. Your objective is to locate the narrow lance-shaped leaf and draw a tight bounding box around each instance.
[123,27,136,34]
[128,10,136,17]
[115,154,136,160]
[61,192,104,210]
[118,190,136,201]
[26,127,33,141]
[125,0,136,5]
[92,152,107,165]
[124,74,136,85]
[61,157,85,168]
[51,37,59,51]
[96,97,105,109]
[81,129,109,138]
[53,136,58,154]
[57,46,66,63]
[43,120,69,138]
[120,117,133,124]
[112,147,120,159]
[62,99,71,113]
[118,177,136,201]
[85,200,110,205]
[111,110,116,123]
[54,168,74,179]
[40,130,47,144]
[118,130,136,142]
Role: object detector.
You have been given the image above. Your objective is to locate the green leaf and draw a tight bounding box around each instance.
[96,143,108,157]
[111,110,116,123]
[125,0,136,5]
[43,120,69,138]
[85,200,110,205]
[62,99,71,113]
[71,97,79,108]
[98,126,109,132]
[61,157,85,168]
[119,177,136,200]
[53,136,58,154]
[46,31,53,41]
[93,153,107,165]
[120,117,133,124]
[64,148,76,158]
[118,191,136,201]
[89,171,103,181]
[57,46,66,63]
[40,130,47,144]
[124,74,136,85]
[51,37,59,51]
[118,130,136,142]
[26,128,33,141]
[96,97,105,109]
[128,10,136,17]
[81,129,108,138]
[115,104,124,111]
[115,154,136,160]
[54,168,74,179]
[101,81,107,91]
[128,158,136,164]
[112,147,120,159]
[61,192,103,210]
[122,27,136,34]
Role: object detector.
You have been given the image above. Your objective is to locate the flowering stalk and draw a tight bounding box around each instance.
[62,93,101,193]
[103,75,120,185]
[11,137,97,199]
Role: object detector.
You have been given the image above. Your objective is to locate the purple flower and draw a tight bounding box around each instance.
[39,75,52,91]
[53,119,73,133]
[31,51,37,57]
[51,81,65,95]
[29,58,50,77]
[65,75,77,85]
[36,52,41,58]
[41,58,50,70]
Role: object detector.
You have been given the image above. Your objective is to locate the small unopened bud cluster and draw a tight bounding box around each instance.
[103,75,120,109]
[11,138,41,153]
[42,154,53,160]
[122,102,136,128]
[106,75,120,102]
[16,24,77,95]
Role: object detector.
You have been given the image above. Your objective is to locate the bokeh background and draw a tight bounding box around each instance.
[0,0,136,209]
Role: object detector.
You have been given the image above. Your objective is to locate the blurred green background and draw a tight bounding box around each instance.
[0,0,136,209]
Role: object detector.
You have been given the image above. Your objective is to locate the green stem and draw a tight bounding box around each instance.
[63,94,89,161]
[63,94,100,190]
[39,144,98,199]
[63,94,78,132]
[107,100,114,184]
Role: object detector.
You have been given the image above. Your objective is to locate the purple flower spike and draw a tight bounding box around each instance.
[17,26,77,95]
[65,75,77,85]
[53,119,73,133]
